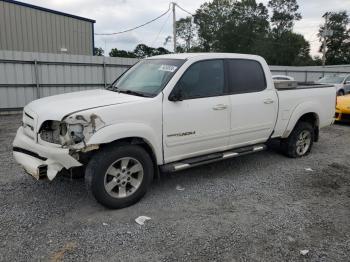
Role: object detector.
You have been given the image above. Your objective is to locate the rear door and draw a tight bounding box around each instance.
[226,59,278,147]
[163,59,231,163]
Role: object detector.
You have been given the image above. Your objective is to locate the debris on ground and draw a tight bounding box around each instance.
[305,168,315,172]
[102,222,108,226]
[287,236,295,242]
[176,185,185,191]
[300,250,309,256]
[135,216,151,225]
[50,241,77,262]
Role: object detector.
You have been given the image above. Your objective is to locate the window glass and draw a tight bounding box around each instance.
[317,75,345,84]
[227,59,266,94]
[112,59,184,97]
[176,60,225,99]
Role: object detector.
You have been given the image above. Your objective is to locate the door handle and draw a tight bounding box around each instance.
[212,104,228,110]
[263,99,274,104]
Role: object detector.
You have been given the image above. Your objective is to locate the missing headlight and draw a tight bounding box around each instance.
[39,120,61,144]
[40,121,84,145]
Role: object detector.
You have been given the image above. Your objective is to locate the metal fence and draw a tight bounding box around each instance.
[270,65,350,83]
[1,50,350,111]
[0,50,137,110]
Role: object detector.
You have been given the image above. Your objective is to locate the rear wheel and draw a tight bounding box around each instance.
[281,121,314,158]
[85,144,154,209]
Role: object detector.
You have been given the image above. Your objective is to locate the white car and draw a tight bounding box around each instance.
[317,74,350,96]
[13,53,336,208]
[272,75,295,81]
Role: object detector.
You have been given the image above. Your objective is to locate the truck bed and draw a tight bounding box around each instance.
[272,81,336,138]
[274,80,334,90]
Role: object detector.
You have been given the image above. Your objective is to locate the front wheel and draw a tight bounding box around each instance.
[85,144,154,209]
[281,122,314,158]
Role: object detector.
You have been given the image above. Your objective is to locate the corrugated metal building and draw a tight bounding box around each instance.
[0,0,95,55]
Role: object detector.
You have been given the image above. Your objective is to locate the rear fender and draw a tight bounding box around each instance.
[282,101,320,138]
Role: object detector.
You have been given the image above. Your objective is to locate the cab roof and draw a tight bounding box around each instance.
[147,52,263,61]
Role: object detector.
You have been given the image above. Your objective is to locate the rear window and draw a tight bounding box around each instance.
[227,59,266,94]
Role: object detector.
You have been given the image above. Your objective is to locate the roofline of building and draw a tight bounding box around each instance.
[1,0,96,23]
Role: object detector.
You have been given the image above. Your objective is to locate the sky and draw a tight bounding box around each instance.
[24,0,350,57]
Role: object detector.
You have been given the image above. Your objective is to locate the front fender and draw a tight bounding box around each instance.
[282,101,320,138]
[87,123,163,164]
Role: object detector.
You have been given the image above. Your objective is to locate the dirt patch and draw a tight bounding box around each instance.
[304,162,350,197]
[50,241,77,262]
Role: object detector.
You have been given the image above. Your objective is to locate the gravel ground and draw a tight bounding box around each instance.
[0,114,349,262]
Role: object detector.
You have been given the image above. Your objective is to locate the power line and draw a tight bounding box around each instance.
[175,3,194,16]
[95,4,171,36]
[151,11,172,47]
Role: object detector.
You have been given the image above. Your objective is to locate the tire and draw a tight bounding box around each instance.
[281,121,314,158]
[85,144,154,209]
[338,90,345,96]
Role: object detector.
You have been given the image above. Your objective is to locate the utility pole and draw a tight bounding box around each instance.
[172,2,176,53]
[322,12,329,67]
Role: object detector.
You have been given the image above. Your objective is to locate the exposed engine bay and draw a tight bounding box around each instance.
[38,113,105,150]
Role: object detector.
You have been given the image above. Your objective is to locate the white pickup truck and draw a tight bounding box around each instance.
[13,53,336,208]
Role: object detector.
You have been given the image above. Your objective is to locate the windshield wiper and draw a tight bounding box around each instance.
[107,85,152,97]
[106,85,118,91]
[118,89,152,97]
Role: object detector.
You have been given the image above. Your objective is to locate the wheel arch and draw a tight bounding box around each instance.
[102,137,158,167]
[86,123,163,165]
[282,102,320,141]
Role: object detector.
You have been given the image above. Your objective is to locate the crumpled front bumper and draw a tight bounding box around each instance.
[13,127,82,180]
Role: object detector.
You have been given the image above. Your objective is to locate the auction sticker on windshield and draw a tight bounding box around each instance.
[159,65,178,72]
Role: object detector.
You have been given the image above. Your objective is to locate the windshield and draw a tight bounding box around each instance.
[317,75,345,84]
[110,59,185,97]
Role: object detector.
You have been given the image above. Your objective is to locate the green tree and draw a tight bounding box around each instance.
[194,0,234,51]
[319,11,350,65]
[193,0,271,56]
[192,0,313,65]
[220,0,270,55]
[176,16,198,52]
[268,0,301,35]
[133,44,154,58]
[266,0,312,65]
[133,44,170,58]
[152,47,171,56]
[93,47,104,56]
[268,32,314,65]
[109,48,136,58]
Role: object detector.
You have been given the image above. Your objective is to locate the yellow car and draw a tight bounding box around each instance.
[335,94,350,122]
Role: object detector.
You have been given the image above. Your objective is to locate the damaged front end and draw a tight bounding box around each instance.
[39,113,104,149]
[13,111,105,181]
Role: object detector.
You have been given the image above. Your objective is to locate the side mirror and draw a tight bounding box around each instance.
[169,87,183,102]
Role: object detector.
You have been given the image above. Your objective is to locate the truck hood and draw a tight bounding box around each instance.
[25,89,144,127]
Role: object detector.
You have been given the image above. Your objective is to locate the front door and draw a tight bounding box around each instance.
[163,59,231,163]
